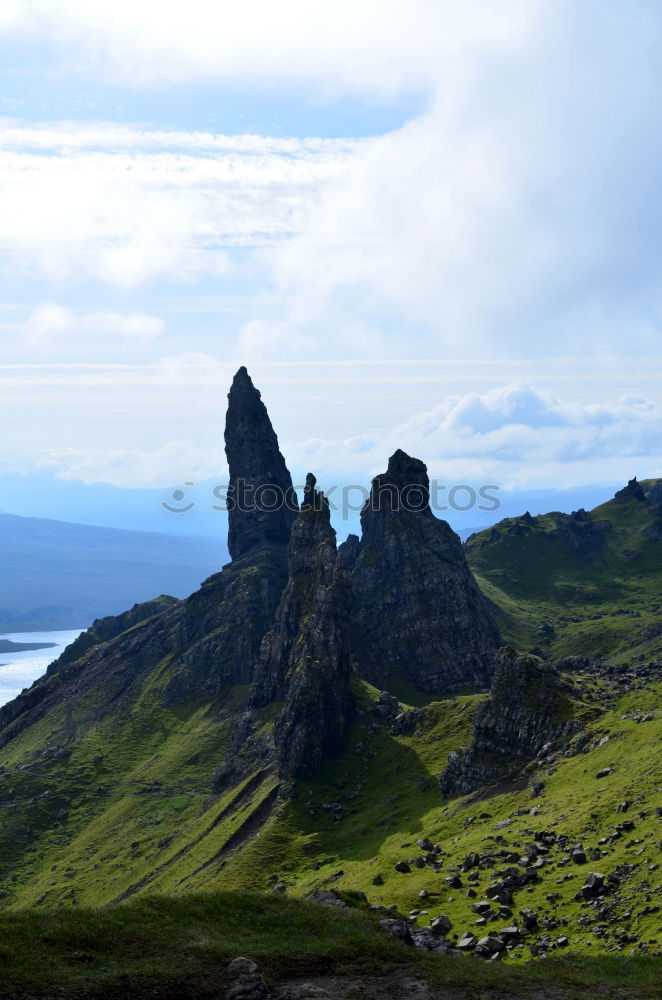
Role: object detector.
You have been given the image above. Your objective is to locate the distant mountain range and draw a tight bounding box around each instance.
[0,512,226,632]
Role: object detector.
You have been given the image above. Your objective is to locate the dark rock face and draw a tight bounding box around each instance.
[163,371,299,705]
[162,552,289,705]
[350,450,500,693]
[337,532,360,570]
[614,476,646,504]
[250,475,356,779]
[549,509,612,561]
[224,366,298,561]
[440,647,580,796]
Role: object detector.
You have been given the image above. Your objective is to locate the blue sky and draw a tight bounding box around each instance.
[0,0,661,510]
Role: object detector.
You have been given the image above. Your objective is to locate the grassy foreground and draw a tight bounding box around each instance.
[0,892,660,999]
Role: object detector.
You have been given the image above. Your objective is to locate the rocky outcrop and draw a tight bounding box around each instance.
[250,475,356,779]
[162,370,297,704]
[614,476,646,504]
[471,508,612,562]
[349,450,500,693]
[224,366,298,560]
[549,509,612,560]
[440,647,579,796]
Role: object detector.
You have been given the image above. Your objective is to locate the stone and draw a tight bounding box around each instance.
[349,449,500,693]
[458,933,477,950]
[225,973,271,999]
[224,366,298,560]
[378,918,413,944]
[395,861,411,873]
[410,927,457,952]
[306,889,346,907]
[250,475,356,779]
[227,958,259,977]
[430,914,453,935]
[440,647,581,796]
[475,935,505,956]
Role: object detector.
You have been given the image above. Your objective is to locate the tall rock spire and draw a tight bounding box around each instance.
[224,366,298,561]
[249,473,356,778]
[350,449,500,693]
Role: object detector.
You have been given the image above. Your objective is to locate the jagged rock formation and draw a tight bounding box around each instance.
[550,509,612,560]
[244,475,355,779]
[440,647,580,796]
[0,370,297,745]
[349,449,500,693]
[615,476,646,504]
[472,508,612,561]
[224,366,298,560]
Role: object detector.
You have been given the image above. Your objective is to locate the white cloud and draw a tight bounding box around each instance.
[236,320,316,362]
[22,302,163,350]
[285,383,662,489]
[395,385,662,464]
[40,440,225,488]
[3,363,659,490]
[1,1,535,96]
[0,128,356,288]
[23,302,72,350]
[2,7,662,364]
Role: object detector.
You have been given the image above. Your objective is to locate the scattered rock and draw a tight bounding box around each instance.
[306,889,346,907]
[378,918,413,945]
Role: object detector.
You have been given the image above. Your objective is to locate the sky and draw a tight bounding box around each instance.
[1,0,661,516]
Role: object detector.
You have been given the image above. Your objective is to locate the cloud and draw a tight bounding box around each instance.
[395,385,662,463]
[258,2,662,361]
[22,302,163,350]
[40,440,225,488]
[285,384,662,489]
[0,127,357,288]
[1,1,534,96]
[43,378,659,490]
[3,7,662,365]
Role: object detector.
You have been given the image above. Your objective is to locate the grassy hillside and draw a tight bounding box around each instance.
[0,640,659,966]
[465,479,662,662]
[0,892,659,999]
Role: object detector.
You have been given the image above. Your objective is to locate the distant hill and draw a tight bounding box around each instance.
[0,512,226,632]
[465,477,662,661]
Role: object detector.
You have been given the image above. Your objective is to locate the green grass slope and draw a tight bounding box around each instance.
[1,651,659,965]
[0,893,660,1000]
[466,479,662,661]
